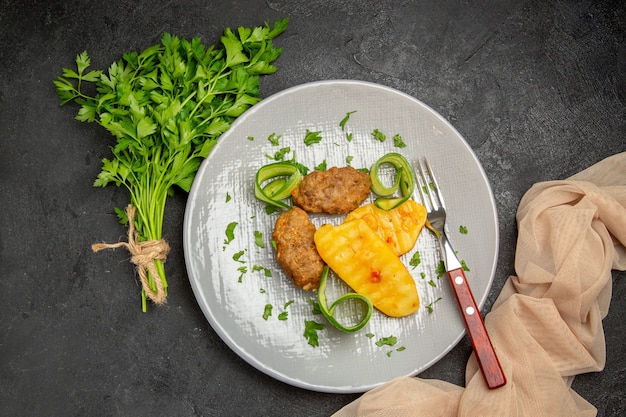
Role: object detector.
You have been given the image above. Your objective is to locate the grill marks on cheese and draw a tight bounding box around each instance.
[345,200,427,256]
[314,219,420,317]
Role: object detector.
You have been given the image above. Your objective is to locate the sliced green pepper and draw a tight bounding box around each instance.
[254,161,302,209]
[370,153,415,210]
[317,265,373,333]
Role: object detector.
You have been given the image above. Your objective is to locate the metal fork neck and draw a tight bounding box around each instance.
[438,233,462,270]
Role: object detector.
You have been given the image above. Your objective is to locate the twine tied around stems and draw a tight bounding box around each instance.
[92,204,170,305]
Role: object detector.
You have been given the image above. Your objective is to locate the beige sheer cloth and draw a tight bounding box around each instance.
[333,152,626,417]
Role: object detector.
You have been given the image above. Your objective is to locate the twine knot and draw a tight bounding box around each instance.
[92,204,170,305]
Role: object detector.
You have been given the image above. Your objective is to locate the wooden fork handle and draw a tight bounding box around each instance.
[447,267,507,389]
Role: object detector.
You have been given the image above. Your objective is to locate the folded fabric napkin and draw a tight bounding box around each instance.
[333,152,626,417]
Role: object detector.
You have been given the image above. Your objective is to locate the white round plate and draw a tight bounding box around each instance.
[183,80,498,393]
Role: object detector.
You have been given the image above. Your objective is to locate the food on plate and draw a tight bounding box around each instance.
[344,200,427,256]
[272,207,325,290]
[369,152,416,211]
[255,161,303,209]
[317,265,373,333]
[314,218,420,317]
[291,166,372,214]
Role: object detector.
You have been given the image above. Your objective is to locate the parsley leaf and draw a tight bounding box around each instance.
[254,230,265,248]
[304,320,325,347]
[375,335,398,347]
[266,146,291,161]
[409,251,421,269]
[371,129,386,142]
[224,222,238,244]
[461,260,470,271]
[267,132,281,146]
[339,110,357,131]
[237,266,247,283]
[233,250,246,263]
[54,19,289,311]
[308,299,322,315]
[393,133,407,148]
[426,297,443,314]
[435,260,446,278]
[303,129,323,146]
[314,160,327,171]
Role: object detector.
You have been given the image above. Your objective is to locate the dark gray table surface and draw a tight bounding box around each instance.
[1,1,624,416]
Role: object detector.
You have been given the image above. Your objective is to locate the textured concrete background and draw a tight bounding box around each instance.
[1,0,624,415]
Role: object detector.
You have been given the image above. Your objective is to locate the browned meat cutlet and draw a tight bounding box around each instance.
[291,166,372,214]
[272,207,324,290]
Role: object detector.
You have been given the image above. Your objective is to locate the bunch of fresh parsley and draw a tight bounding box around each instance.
[54,19,288,311]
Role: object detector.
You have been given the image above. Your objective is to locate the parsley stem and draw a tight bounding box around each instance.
[54,19,289,310]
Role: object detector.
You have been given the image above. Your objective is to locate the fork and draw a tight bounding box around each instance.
[415,158,506,389]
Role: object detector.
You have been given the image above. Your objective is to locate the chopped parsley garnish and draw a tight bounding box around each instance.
[435,260,446,278]
[294,161,310,176]
[276,300,294,321]
[393,134,407,148]
[225,192,231,203]
[224,221,237,244]
[232,250,246,263]
[267,132,282,146]
[426,297,443,314]
[461,260,470,272]
[303,129,322,146]
[308,299,322,315]
[371,129,386,142]
[304,320,325,347]
[254,230,265,248]
[339,110,357,131]
[262,304,273,320]
[266,146,291,161]
[237,265,247,283]
[314,160,327,171]
[459,225,468,234]
[375,335,398,347]
[409,251,421,269]
[345,155,354,165]
[422,182,436,194]
[252,264,272,277]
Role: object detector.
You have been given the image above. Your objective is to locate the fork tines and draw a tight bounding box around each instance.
[415,158,446,212]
